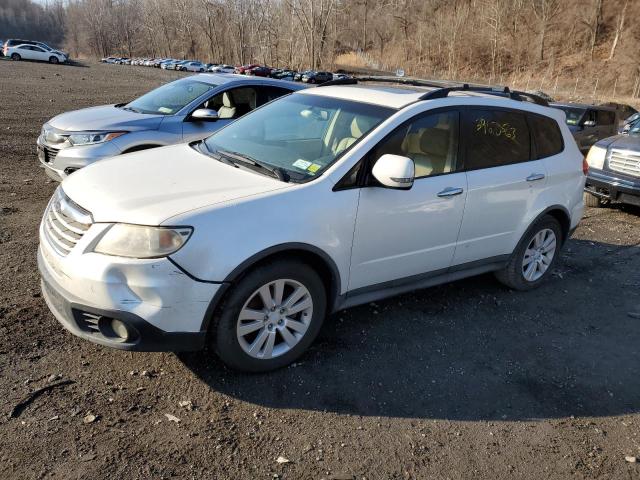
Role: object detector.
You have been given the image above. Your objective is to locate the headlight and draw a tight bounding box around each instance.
[585,145,607,169]
[93,224,193,258]
[68,132,126,146]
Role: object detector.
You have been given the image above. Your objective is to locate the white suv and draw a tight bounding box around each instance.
[38,81,586,371]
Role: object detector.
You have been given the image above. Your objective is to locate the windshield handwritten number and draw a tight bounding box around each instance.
[476,118,517,142]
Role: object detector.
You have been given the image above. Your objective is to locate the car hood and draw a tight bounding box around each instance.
[61,143,290,225]
[596,133,640,150]
[47,105,164,132]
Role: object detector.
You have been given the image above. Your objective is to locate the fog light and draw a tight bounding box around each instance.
[110,319,130,341]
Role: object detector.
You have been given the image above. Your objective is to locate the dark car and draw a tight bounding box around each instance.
[301,71,333,84]
[246,66,271,77]
[600,102,638,129]
[550,102,618,154]
[584,123,640,208]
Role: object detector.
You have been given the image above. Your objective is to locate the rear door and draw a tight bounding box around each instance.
[452,107,547,266]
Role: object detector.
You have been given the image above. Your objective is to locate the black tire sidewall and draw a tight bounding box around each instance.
[49,56,58,64]
[213,260,327,372]
[11,53,20,61]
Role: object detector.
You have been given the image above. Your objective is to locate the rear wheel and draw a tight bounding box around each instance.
[495,215,562,291]
[11,53,20,61]
[49,56,59,64]
[212,260,326,372]
[583,191,602,208]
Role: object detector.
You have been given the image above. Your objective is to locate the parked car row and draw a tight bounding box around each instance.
[3,38,68,64]
[35,75,587,372]
[101,55,352,84]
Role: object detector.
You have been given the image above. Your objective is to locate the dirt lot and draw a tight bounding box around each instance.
[1,60,640,480]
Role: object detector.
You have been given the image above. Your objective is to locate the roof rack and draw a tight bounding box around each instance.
[419,83,549,106]
[316,76,549,106]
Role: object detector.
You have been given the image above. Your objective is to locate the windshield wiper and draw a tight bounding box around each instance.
[120,105,142,113]
[217,149,290,182]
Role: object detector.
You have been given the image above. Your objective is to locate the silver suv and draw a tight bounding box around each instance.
[37,74,307,181]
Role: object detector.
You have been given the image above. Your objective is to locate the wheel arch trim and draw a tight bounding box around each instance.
[199,242,342,332]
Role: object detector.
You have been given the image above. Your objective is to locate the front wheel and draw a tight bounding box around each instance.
[495,215,562,291]
[49,56,59,64]
[212,260,326,372]
[11,53,20,61]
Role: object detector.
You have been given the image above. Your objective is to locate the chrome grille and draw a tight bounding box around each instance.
[43,189,92,256]
[43,146,58,163]
[609,149,640,177]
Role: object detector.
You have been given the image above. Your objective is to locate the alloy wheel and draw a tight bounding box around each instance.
[522,228,556,282]
[236,279,313,359]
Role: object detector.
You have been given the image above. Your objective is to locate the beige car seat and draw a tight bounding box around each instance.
[401,127,451,177]
[332,117,370,155]
[217,91,237,119]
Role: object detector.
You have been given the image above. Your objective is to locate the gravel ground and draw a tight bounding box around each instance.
[1,60,640,480]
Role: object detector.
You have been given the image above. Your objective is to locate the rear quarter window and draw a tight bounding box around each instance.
[465,109,530,170]
[528,114,564,159]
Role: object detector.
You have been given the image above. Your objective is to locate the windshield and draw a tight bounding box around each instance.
[125,79,216,115]
[557,106,586,126]
[203,94,395,181]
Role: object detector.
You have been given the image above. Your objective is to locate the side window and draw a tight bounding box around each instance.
[261,86,293,105]
[368,110,460,178]
[529,114,563,159]
[598,110,615,126]
[584,110,597,125]
[465,109,530,169]
[32,46,44,52]
[203,87,257,119]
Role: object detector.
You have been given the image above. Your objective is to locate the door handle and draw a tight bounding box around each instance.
[526,173,545,182]
[437,187,464,197]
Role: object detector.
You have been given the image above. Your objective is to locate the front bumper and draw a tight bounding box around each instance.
[37,222,220,350]
[586,168,640,206]
[36,137,121,181]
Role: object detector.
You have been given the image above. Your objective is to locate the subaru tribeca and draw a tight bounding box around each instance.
[38,82,586,372]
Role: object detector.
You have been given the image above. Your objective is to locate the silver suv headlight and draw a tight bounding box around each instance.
[68,132,126,146]
[93,224,193,258]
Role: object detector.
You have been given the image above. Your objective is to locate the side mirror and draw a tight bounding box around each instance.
[191,108,219,121]
[371,154,414,189]
[583,119,596,128]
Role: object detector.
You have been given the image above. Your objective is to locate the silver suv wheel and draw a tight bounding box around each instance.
[236,279,313,359]
[522,228,557,282]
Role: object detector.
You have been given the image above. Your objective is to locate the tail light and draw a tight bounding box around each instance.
[582,157,589,176]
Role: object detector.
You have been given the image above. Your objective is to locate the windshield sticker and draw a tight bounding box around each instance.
[475,118,517,142]
[158,107,173,114]
[293,159,312,170]
[307,163,321,173]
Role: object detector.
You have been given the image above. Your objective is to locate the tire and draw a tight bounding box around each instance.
[583,191,602,208]
[495,215,562,291]
[11,53,20,61]
[212,260,327,372]
[49,56,59,64]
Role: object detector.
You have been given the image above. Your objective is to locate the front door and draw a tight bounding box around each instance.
[349,109,467,291]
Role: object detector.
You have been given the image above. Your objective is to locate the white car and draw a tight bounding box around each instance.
[38,82,586,372]
[7,44,66,64]
[209,64,235,73]
[179,61,206,72]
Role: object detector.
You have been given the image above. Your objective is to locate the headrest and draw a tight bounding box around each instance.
[350,116,375,138]
[419,128,449,156]
[222,91,233,107]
